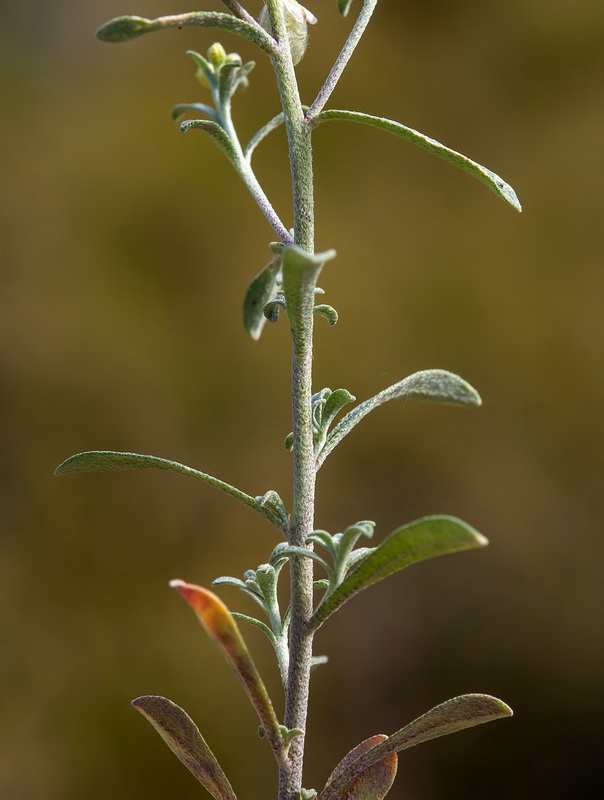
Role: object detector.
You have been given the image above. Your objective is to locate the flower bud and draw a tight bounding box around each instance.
[259,0,318,65]
[207,42,227,69]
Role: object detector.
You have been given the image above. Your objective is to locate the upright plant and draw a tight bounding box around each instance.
[56,2,521,798]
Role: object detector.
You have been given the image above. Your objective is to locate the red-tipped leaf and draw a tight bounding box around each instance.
[170,580,285,761]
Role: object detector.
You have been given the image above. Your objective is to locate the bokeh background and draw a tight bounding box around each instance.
[2,1,603,798]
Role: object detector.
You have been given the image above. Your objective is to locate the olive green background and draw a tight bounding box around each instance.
[2,1,603,798]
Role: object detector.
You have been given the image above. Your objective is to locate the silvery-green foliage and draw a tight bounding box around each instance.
[57,2,520,797]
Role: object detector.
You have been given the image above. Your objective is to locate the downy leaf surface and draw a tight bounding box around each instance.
[323,734,397,800]
[319,695,512,800]
[317,369,481,467]
[310,516,487,628]
[54,450,288,532]
[131,695,237,800]
[314,109,521,211]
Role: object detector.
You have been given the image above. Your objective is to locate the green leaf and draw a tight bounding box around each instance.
[337,0,356,16]
[243,256,281,340]
[264,296,286,323]
[319,695,512,800]
[187,49,216,88]
[54,450,287,532]
[131,696,237,800]
[171,103,218,123]
[321,389,356,432]
[270,544,335,584]
[244,113,285,162]
[322,734,397,800]
[282,246,337,336]
[95,12,275,54]
[180,119,239,166]
[255,489,290,530]
[170,581,286,763]
[231,612,276,643]
[218,58,243,106]
[212,576,265,608]
[314,109,521,212]
[317,369,481,468]
[310,516,488,629]
[96,16,153,42]
[314,304,339,326]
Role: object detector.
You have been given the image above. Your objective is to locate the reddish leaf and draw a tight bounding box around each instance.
[170,580,285,762]
[325,735,397,800]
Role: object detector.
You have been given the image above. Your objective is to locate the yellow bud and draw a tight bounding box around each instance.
[207,42,227,69]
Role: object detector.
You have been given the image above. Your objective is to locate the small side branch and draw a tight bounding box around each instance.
[305,0,379,122]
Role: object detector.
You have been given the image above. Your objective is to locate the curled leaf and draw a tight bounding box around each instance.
[282,246,337,337]
[170,581,285,762]
[314,304,339,326]
[131,696,237,800]
[310,516,488,629]
[180,119,239,165]
[323,734,397,800]
[319,695,512,800]
[317,369,481,468]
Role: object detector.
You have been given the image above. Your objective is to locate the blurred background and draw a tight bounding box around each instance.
[2,1,603,798]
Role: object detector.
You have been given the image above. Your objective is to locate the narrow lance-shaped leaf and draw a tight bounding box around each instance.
[96,12,275,54]
[131,696,237,800]
[170,580,286,763]
[319,695,512,800]
[310,516,488,629]
[317,369,481,468]
[324,735,397,800]
[54,451,288,533]
[314,109,521,212]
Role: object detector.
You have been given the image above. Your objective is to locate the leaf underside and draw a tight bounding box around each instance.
[54,450,287,531]
[131,696,237,800]
[320,695,512,800]
[324,735,397,800]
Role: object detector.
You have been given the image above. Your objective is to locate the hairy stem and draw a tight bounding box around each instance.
[214,90,292,242]
[264,2,316,797]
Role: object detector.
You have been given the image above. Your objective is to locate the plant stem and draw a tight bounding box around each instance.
[306,0,379,122]
[265,2,317,796]
[217,95,293,243]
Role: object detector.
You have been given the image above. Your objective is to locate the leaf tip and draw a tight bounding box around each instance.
[475,532,489,547]
[95,15,152,43]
